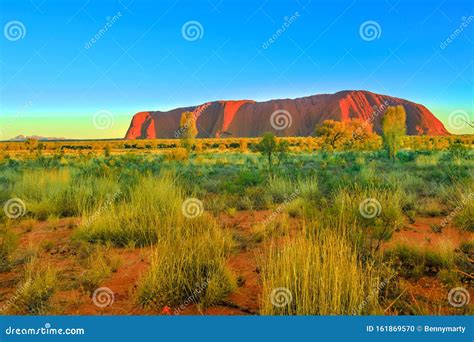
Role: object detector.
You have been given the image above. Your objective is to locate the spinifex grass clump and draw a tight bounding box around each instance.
[0,227,18,271]
[12,169,71,220]
[137,234,235,310]
[260,231,383,315]
[328,186,406,251]
[10,169,120,220]
[74,175,186,246]
[78,245,121,295]
[453,191,474,232]
[9,258,58,315]
[384,242,456,279]
[437,182,474,232]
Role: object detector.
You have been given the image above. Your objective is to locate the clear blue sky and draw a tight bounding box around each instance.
[1,0,473,138]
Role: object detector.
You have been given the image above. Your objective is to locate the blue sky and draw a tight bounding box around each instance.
[0,0,473,138]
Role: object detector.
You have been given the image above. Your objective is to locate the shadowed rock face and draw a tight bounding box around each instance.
[125,90,449,139]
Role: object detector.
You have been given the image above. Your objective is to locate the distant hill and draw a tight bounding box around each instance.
[125,90,449,139]
[9,135,66,141]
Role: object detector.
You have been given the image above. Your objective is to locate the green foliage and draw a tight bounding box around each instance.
[254,133,289,172]
[314,119,377,151]
[0,146,471,316]
[385,242,455,279]
[382,106,406,160]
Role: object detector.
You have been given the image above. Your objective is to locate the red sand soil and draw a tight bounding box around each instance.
[384,217,472,250]
[1,213,471,315]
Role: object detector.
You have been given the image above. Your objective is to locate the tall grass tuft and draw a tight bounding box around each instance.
[260,231,383,315]
[137,235,235,310]
[12,169,71,220]
[10,169,120,220]
[0,228,18,271]
[9,258,58,314]
[74,175,186,246]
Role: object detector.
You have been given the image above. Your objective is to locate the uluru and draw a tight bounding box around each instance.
[125,90,449,139]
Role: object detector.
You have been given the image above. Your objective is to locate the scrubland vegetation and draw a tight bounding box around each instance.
[0,116,472,315]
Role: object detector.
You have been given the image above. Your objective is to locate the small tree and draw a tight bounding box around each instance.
[24,138,39,153]
[179,111,198,151]
[381,105,406,160]
[255,133,276,169]
[254,132,288,172]
[314,119,376,151]
[275,139,289,166]
[314,120,347,150]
